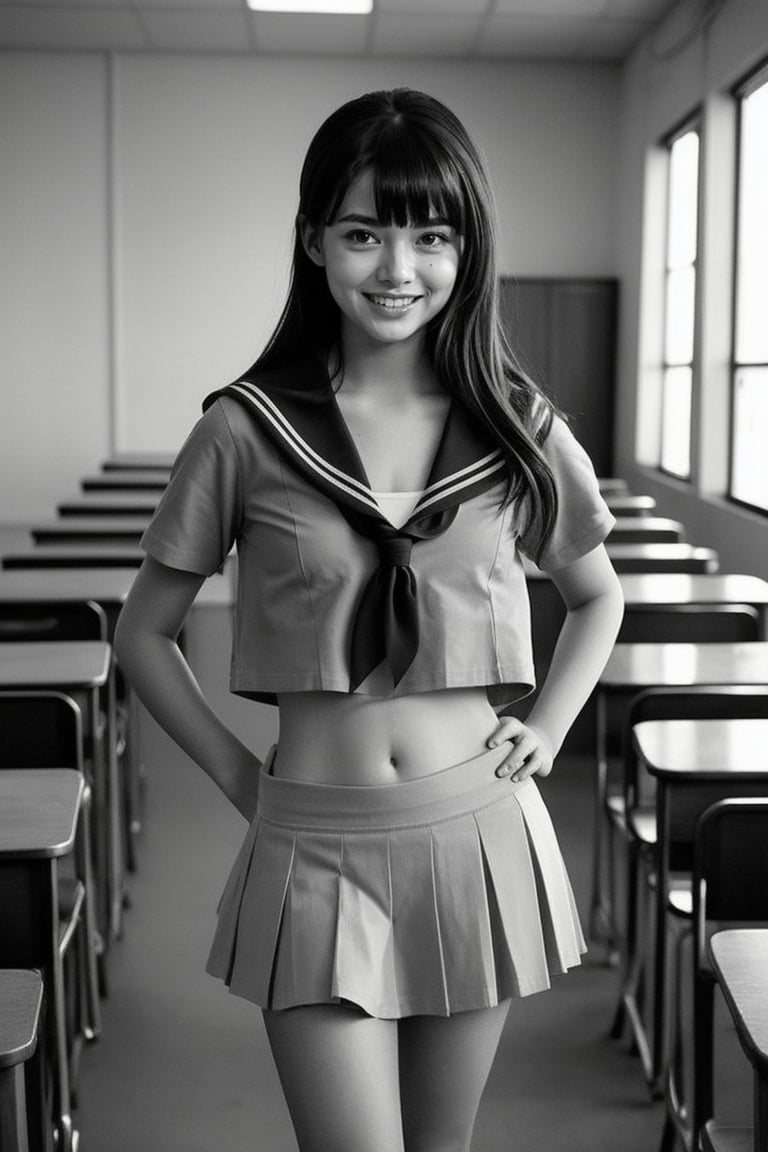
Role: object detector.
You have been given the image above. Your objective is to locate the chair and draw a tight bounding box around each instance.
[0,596,134,915]
[702,928,768,1152]
[612,693,768,1103]
[0,970,44,1152]
[0,600,107,643]
[666,801,768,1152]
[0,691,103,1098]
[598,606,762,956]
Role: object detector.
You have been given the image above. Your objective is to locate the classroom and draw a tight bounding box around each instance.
[1,1,768,1149]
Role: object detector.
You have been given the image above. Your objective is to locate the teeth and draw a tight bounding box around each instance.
[369,296,416,310]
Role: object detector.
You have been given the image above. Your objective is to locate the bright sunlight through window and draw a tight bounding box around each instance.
[660,127,699,480]
[731,67,768,513]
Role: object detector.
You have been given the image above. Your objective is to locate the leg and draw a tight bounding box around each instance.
[262,1004,404,1152]
[398,1001,511,1152]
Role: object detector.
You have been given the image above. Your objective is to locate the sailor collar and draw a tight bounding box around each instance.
[204,361,507,691]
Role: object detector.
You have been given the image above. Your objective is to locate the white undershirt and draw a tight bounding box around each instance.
[371,491,422,530]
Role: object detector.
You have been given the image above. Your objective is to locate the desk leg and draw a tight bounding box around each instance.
[106,667,125,940]
[650,784,670,1097]
[589,689,613,948]
[48,860,76,1152]
[0,1065,30,1152]
[756,1071,767,1152]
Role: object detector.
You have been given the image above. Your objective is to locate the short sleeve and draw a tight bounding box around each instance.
[140,399,243,576]
[519,416,616,571]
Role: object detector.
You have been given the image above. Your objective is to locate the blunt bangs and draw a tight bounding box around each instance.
[323,127,467,233]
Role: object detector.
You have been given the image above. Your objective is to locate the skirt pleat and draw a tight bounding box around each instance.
[332,832,398,1014]
[514,784,586,974]
[206,745,586,1018]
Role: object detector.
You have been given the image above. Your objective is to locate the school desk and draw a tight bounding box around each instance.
[591,642,768,949]
[81,471,169,493]
[0,641,120,941]
[0,769,84,1152]
[630,720,768,1096]
[29,518,151,545]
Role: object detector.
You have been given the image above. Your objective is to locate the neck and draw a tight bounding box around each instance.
[338,325,440,400]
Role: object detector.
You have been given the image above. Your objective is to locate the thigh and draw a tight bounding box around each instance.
[263,1004,404,1152]
[398,1001,511,1152]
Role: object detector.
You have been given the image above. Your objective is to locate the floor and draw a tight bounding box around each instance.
[62,604,752,1151]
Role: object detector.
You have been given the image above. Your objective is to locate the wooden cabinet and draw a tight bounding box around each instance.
[499,277,618,475]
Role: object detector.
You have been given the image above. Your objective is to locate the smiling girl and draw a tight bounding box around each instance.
[115,88,624,1152]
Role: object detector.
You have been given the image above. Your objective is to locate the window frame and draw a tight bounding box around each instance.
[657,111,702,483]
[728,58,768,517]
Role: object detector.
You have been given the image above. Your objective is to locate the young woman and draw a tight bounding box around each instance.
[115,88,624,1152]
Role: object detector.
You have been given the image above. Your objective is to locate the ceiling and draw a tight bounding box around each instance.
[0,0,681,60]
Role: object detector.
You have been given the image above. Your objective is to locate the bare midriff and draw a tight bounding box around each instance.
[274,686,501,785]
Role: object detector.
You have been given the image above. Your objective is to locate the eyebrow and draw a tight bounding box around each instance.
[335,213,452,227]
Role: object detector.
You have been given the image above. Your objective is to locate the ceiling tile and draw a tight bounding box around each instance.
[141,9,252,50]
[600,0,673,20]
[0,0,122,8]
[131,0,244,10]
[495,0,604,15]
[0,5,146,47]
[372,12,478,56]
[373,0,488,13]
[476,13,641,59]
[251,10,369,53]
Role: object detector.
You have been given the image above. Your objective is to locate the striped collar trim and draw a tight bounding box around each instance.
[229,381,380,515]
[212,371,506,522]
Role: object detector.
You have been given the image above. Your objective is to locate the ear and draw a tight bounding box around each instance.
[299,215,325,267]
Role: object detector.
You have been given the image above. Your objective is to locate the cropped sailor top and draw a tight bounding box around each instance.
[140,360,615,708]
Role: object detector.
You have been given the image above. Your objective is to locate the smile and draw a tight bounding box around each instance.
[365,295,420,311]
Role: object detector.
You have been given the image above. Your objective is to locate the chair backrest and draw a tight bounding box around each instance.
[617,604,762,644]
[603,607,763,758]
[0,690,84,771]
[0,599,107,642]
[695,799,768,927]
[624,686,768,813]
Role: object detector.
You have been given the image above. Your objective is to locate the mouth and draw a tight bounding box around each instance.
[364,294,421,313]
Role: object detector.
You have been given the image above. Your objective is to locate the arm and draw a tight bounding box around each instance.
[489,544,624,780]
[114,557,262,819]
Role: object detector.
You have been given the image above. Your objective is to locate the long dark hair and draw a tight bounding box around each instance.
[241,88,558,559]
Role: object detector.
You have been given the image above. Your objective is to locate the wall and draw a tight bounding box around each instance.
[0,53,111,521]
[0,51,621,519]
[614,0,768,577]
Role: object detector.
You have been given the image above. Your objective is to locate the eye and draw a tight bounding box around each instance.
[418,231,452,249]
[344,229,379,246]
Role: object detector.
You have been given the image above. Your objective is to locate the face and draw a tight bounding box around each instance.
[303,169,462,350]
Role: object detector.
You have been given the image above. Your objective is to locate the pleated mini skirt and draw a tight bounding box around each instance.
[206,744,586,1018]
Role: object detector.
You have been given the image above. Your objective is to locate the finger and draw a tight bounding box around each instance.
[511,752,544,782]
[508,732,539,766]
[487,716,525,748]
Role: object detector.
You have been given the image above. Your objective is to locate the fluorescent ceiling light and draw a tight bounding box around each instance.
[246,0,373,12]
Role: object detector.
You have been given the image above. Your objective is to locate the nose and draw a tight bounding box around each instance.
[376,237,414,287]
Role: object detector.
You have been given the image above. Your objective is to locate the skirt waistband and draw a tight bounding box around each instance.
[257,744,527,831]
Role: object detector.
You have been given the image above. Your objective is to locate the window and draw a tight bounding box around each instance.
[731,64,768,514]
[659,123,699,479]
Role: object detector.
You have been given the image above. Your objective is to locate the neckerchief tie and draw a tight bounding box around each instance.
[204,360,506,690]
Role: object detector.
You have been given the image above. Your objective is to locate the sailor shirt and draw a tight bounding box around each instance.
[140,372,615,708]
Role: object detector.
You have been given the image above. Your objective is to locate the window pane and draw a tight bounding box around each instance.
[660,366,692,478]
[735,80,768,364]
[665,265,695,365]
[667,130,699,269]
[731,367,768,510]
